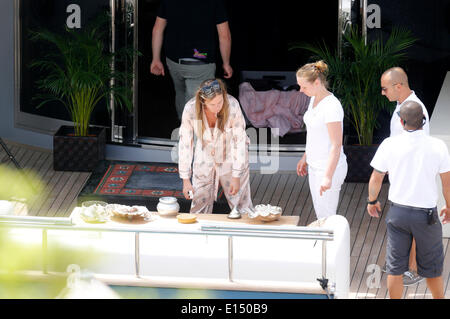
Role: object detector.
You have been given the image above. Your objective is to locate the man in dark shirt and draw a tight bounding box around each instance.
[150,0,233,120]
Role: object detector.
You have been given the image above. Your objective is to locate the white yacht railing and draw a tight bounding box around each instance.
[0,215,337,296]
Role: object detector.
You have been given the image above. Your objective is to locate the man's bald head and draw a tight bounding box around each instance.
[381,67,409,87]
[399,101,425,130]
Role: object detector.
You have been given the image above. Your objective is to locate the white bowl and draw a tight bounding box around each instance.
[80,201,109,223]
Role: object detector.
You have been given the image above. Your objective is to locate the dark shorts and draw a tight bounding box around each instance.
[385,203,444,278]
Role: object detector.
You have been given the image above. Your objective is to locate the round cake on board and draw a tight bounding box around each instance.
[177,213,197,224]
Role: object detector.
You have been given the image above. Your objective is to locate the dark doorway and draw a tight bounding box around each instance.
[137,0,178,140]
[137,0,338,141]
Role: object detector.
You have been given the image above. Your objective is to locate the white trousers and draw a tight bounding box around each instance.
[308,161,348,220]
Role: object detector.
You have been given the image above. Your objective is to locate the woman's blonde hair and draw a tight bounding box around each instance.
[194,78,230,141]
[296,60,329,88]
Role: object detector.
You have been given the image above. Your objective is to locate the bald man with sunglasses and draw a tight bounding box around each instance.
[380,67,430,137]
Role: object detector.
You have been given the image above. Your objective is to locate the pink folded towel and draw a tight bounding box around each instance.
[238,82,310,137]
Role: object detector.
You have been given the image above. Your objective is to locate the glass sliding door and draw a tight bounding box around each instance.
[18,0,399,150]
[136,0,340,149]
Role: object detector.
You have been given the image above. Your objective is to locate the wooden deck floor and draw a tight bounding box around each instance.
[1,139,449,299]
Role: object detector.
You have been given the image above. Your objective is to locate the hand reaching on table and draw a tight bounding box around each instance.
[182,179,194,200]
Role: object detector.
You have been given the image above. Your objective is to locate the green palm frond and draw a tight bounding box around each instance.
[29,15,138,136]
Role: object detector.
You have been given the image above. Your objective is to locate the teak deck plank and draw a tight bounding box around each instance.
[284,175,308,217]
[277,174,300,214]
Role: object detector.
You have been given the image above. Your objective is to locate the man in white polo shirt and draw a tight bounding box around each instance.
[381,67,430,137]
[380,67,430,285]
[366,101,450,299]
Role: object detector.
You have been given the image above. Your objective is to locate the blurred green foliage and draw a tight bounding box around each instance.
[0,165,97,298]
[0,165,45,202]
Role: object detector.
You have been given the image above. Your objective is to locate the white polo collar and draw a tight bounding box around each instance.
[396,91,416,108]
[401,128,425,136]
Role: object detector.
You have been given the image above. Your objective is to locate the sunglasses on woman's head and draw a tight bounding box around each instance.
[200,80,221,98]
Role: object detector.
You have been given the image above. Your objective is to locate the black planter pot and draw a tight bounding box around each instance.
[343,144,379,183]
[53,125,106,172]
[343,134,390,183]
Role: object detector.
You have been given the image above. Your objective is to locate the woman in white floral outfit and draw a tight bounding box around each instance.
[178,79,253,214]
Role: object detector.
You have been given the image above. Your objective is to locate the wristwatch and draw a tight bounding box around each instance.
[367,197,378,205]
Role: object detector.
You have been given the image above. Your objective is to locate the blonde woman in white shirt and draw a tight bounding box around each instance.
[296,61,347,220]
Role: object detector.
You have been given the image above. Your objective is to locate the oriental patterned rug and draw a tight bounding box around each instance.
[77,160,229,213]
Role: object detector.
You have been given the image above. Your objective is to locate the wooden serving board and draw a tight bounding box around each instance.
[72,207,299,227]
[189,213,299,226]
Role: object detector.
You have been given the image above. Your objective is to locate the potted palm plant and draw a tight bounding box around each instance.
[30,16,135,172]
[290,26,416,182]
